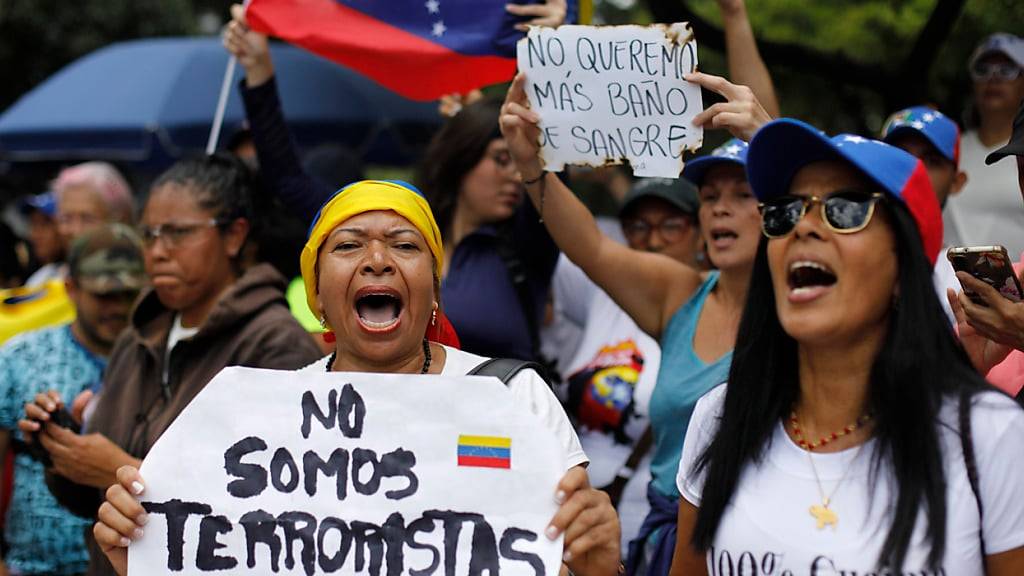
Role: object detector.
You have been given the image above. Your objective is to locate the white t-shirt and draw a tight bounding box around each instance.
[677,385,1024,575]
[163,314,200,384]
[943,130,1024,255]
[301,345,588,471]
[552,255,659,548]
[934,247,958,325]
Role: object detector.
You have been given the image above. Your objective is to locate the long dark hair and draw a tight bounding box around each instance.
[690,200,990,570]
[415,98,503,240]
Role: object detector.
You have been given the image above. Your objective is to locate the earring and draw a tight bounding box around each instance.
[320,316,328,330]
[431,303,438,326]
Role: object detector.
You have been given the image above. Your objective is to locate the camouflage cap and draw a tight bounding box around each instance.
[67,223,147,295]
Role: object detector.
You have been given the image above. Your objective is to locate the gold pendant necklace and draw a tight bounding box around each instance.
[804,443,863,531]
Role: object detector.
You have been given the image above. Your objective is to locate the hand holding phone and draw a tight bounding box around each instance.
[946,245,1023,306]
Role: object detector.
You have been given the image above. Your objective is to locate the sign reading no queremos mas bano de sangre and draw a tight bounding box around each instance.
[517,23,704,178]
[129,366,565,575]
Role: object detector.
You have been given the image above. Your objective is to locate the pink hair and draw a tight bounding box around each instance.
[52,162,134,223]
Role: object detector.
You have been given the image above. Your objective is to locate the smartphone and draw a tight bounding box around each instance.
[946,245,1024,306]
[22,407,80,467]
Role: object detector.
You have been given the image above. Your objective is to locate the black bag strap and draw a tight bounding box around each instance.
[959,389,987,567]
[493,225,543,360]
[469,358,547,386]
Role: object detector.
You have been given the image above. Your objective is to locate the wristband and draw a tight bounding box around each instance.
[523,172,545,186]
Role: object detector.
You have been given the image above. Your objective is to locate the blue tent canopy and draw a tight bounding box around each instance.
[0,37,443,167]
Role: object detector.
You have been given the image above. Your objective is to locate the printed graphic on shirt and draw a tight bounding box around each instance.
[707,546,948,576]
[567,339,644,443]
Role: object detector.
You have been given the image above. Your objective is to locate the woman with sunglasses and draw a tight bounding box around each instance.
[92,180,621,576]
[944,33,1024,256]
[22,155,322,576]
[670,119,1024,575]
[499,71,772,575]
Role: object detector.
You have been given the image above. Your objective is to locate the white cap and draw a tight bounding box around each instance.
[970,33,1024,69]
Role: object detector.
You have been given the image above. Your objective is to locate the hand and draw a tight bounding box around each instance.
[948,287,1013,374]
[547,467,620,576]
[94,466,148,576]
[506,0,568,31]
[70,389,93,425]
[686,72,772,142]
[38,426,139,489]
[500,73,544,181]
[716,0,747,18]
[18,390,64,441]
[953,273,1024,351]
[438,89,484,117]
[222,3,274,87]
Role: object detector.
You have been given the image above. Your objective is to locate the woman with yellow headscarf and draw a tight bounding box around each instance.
[93,180,623,576]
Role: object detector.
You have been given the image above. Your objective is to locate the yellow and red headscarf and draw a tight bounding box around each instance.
[301,180,459,347]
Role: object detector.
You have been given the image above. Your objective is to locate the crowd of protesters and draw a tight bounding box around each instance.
[0,1,1023,575]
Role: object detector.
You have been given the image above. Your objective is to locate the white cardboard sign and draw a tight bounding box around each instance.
[517,23,703,178]
[128,367,565,575]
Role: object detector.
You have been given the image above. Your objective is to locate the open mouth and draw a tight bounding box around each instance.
[787,261,837,298]
[710,228,738,244]
[354,289,403,331]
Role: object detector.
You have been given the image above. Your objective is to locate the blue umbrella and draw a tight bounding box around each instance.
[0,37,442,166]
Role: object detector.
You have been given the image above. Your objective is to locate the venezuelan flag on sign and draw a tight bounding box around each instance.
[246,0,586,101]
[457,435,512,469]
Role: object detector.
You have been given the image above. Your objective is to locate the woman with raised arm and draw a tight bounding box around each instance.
[670,119,1024,575]
[500,68,770,575]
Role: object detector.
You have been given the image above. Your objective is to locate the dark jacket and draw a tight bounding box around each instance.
[49,263,323,576]
[240,78,559,361]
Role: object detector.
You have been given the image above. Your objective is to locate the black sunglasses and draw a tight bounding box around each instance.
[758,191,884,238]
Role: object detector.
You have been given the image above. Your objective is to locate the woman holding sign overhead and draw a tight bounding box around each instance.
[94,180,623,576]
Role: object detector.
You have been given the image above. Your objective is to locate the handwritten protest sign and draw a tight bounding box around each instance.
[129,367,565,575]
[517,24,703,178]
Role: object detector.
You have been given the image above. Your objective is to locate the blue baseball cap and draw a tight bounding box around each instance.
[881,106,960,166]
[682,138,749,186]
[18,192,57,218]
[746,118,943,264]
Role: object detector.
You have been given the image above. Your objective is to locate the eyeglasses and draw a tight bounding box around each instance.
[138,219,222,249]
[758,191,884,238]
[970,61,1022,82]
[621,217,691,243]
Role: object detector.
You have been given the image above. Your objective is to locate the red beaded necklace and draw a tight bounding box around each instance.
[789,410,872,451]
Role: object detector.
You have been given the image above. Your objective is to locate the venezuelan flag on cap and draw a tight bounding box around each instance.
[457,435,511,469]
[246,0,587,101]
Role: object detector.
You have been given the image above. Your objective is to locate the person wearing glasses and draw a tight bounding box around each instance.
[23,155,322,576]
[669,119,1024,575]
[500,70,772,575]
[52,162,135,259]
[944,33,1024,255]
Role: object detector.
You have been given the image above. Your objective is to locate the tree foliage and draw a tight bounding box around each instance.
[641,0,1024,135]
[0,0,196,110]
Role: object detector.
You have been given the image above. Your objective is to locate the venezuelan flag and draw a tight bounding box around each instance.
[457,435,511,469]
[246,0,586,101]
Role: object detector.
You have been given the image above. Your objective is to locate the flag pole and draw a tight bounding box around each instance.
[206,55,237,155]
